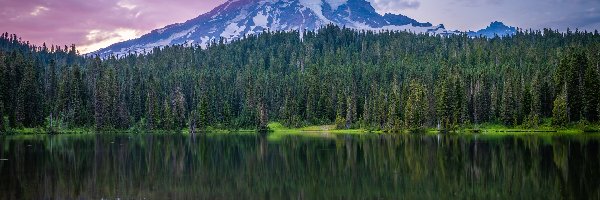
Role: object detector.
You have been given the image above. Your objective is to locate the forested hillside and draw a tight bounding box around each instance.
[0,26,599,132]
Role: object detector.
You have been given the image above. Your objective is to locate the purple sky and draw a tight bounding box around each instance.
[0,0,226,53]
[1,0,597,53]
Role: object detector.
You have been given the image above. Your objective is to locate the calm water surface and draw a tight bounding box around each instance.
[0,133,599,199]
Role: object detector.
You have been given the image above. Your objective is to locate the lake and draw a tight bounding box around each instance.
[1,133,599,199]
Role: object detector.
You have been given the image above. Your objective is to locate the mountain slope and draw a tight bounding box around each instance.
[91,0,516,57]
[91,0,452,57]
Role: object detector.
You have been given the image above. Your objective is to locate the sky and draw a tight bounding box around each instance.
[1,0,598,53]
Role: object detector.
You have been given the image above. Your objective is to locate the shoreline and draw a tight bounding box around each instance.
[1,122,598,136]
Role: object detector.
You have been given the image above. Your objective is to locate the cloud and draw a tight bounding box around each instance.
[78,28,143,53]
[367,0,420,14]
[117,0,138,10]
[0,0,226,53]
[29,6,48,16]
[1,0,597,54]
[539,6,600,31]
[450,0,505,7]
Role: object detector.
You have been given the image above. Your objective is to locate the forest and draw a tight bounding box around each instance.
[0,25,599,133]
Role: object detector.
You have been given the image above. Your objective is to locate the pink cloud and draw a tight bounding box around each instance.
[0,0,227,53]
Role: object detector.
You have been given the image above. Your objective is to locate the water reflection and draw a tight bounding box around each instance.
[0,133,599,199]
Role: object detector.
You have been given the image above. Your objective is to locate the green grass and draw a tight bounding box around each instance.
[3,121,599,138]
[261,122,377,141]
[467,122,595,135]
[268,122,374,134]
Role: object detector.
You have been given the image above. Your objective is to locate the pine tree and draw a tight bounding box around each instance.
[454,75,468,126]
[472,77,487,124]
[6,52,24,128]
[582,64,599,122]
[257,101,268,131]
[530,72,542,127]
[15,61,42,127]
[162,98,174,130]
[553,92,568,127]
[501,78,516,125]
[145,75,159,130]
[171,86,187,130]
[436,79,451,130]
[0,52,4,131]
[70,66,86,126]
[0,27,598,131]
[386,79,402,132]
[93,63,105,130]
[94,66,118,130]
[57,66,70,127]
[197,95,209,130]
[556,48,586,122]
[345,87,356,129]
[490,84,499,121]
[44,59,58,125]
[0,99,3,132]
[116,100,130,129]
[404,80,427,131]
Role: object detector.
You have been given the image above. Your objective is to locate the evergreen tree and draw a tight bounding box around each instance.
[145,75,159,130]
[404,80,427,131]
[162,99,174,130]
[15,61,42,127]
[0,27,598,131]
[501,78,516,125]
[45,59,58,123]
[0,99,3,132]
[530,72,542,127]
[582,64,599,122]
[0,53,4,131]
[386,79,402,132]
[197,95,209,130]
[116,99,130,129]
[171,86,187,130]
[345,87,357,129]
[553,92,568,127]
[435,78,453,130]
[556,48,586,122]
[70,66,87,126]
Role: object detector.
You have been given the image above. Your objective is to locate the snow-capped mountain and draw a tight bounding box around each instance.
[91,0,454,57]
[90,0,511,57]
[467,21,517,38]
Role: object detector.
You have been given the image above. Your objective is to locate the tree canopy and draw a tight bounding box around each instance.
[0,26,598,132]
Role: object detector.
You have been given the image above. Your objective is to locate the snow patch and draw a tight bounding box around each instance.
[325,0,347,10]
[299,0,329,22]
[156,27,168,34]
[253,11,268,28]
[150,26,198,47]
[221,23,246,38]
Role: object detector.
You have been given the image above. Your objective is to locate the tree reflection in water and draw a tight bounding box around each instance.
[0,133,599,199]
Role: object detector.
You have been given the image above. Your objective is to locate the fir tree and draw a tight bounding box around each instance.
[553,92,568,127]
[15,61,42,127]
[582,64,599,122]
[405,80,427,131]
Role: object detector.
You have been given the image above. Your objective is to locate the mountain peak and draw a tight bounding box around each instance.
[90,0,515,57]
[90,0,446,57]
[489,21,508,28]
[467,21,516,38]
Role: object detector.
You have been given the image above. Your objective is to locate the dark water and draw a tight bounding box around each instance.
[0,133,599,199]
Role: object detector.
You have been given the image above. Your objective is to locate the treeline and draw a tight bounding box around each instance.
[0,26,599,132]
